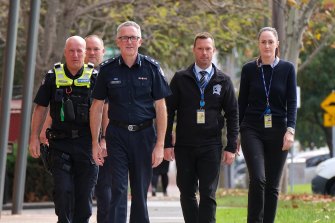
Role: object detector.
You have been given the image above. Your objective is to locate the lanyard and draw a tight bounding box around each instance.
[260,66,273,111]
[194,67,213,108]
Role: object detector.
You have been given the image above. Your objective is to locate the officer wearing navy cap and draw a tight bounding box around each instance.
[29,36,99,223]
[90,21,171,223]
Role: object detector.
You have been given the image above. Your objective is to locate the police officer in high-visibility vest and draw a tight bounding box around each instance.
[29,36,99,223]
[90,21,171,223]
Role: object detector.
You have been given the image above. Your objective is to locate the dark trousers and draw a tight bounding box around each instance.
[106,124,155,223]
[151,160,169,195]
[50,137,98,223]
[175,145,222,223]
[151,172,168,194]
[241,126,288,223]
[95,160,128,223]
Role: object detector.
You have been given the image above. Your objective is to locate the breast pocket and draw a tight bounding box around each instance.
[133,77,151,98]
[107,80,127,101]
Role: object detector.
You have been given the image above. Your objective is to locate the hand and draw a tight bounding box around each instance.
[39,130,49,146]
[164,147,175,161]
[222,151,235,165]
[29,136,41,158]
[282,131,294,151]
[99,138,108,157]
[92,142,104,166]
[236,138,241,156]
[152,144,164,168]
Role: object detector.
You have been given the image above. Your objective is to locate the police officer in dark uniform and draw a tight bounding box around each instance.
[29,36,98,223]
[164,32,239,223]
[85,34,128,223]
[90,21,171,223]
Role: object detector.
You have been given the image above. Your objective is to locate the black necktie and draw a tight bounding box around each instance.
[199,71,207,89]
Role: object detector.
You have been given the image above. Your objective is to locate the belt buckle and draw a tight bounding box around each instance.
[127,125,136,132]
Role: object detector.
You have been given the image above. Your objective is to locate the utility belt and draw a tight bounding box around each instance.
[46,128,90,140]
[110,119,153,132]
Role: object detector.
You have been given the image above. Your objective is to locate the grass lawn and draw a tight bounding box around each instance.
[216,185,335,223]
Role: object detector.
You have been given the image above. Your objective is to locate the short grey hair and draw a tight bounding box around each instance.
[116,21,141,38]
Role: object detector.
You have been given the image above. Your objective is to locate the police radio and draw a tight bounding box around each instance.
[63,98,75,121]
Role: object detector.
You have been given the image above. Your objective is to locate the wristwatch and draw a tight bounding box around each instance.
[100,135,106,139]
[287,127,295,135]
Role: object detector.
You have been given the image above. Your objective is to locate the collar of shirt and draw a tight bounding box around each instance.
[258,56,280,68]
[64,63,84,78]
[118,54,142,67]
[194,63,213,80]
[272,56,279,68]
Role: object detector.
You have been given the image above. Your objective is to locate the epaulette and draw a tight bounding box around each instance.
[54,62,62,69]
[143,55,160,68]
[87,62,94,68]
[100,57,117,68]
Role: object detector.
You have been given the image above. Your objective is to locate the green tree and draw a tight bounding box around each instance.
[0,0,267,92]
[297,44,335,153]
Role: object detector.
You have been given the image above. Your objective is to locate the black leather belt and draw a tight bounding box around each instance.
[46,128,89,139]
[110,120,153,132]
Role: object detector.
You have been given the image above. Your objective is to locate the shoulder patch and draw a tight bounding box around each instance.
[41,77,46,85]
[100,57,117,68]
[159,67,166,77]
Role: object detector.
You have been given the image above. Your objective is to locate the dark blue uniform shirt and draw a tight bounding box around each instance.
[92,54,171,124]
[34,64,98,130]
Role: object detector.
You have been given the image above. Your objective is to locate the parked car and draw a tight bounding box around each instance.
[311,157,335,196]
[306,153,330,168]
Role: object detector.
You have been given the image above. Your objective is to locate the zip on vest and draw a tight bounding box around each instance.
[54,62,94,88]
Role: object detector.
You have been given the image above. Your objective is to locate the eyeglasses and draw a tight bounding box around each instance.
[118,36,140,42]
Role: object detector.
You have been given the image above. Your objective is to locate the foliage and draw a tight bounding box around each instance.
[102,0,266,76]
[296,44,335,149]
[0,0,266,91]
[0,0,334,89]
[299,0,335,72]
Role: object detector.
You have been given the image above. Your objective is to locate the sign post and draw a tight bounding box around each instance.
[321,90,335,157]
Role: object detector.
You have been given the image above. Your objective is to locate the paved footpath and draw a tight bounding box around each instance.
[1,190,183,223]
[1,163,184,223]
[1,198,183,223]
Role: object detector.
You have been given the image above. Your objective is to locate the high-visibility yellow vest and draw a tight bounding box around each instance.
[54,62,94,88]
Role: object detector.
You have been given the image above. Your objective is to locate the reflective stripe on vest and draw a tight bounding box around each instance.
[54,63,94,88]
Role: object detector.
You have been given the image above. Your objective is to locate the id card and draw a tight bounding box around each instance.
[197,109,205,124]
[264,114,272,128]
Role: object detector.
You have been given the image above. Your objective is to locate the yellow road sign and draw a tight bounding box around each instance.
[324,113,335,127]
[321,92,335,114]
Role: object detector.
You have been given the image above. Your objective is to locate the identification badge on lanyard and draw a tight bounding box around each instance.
[263,106,272,128]
[197,109,205,124]
[264,114,272,128]
[260,64,274,129]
